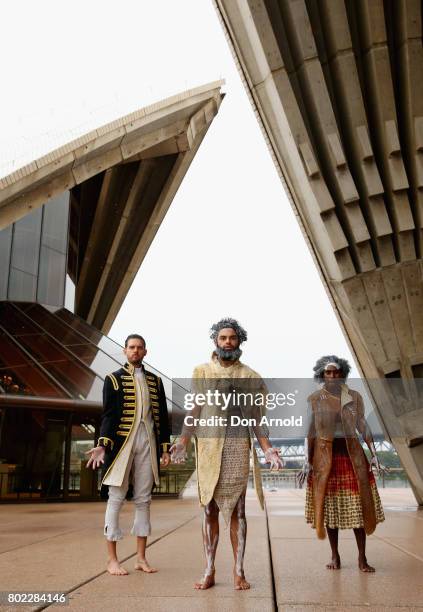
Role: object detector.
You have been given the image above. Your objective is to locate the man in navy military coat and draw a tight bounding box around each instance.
[87,334,170,575]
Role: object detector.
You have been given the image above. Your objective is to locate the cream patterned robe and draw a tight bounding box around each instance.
[192,354,265,510]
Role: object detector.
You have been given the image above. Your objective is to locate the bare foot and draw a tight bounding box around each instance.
[194,571,215,590]
[326,554,341,570]
[234,572,250,590]
[359,557,375,572]
[107,559,128,575]
[134,558,158,573]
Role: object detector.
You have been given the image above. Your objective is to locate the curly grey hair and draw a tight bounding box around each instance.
[210,317,248,344]
[313,355,351,381]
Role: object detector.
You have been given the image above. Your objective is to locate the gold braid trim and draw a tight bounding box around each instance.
[98,437,114,450]
[101,370,137,486]
[107,374,119,391]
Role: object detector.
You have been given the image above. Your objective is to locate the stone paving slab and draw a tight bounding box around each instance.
[51,495,273,611]
[55,595,274,612]
[271,537,423,609]
[266,489,423,611]
[282,607,422,611]
[0,490,274,612]
[0,498,198,612]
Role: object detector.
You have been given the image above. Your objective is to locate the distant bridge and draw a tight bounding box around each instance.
[255,435,392,462]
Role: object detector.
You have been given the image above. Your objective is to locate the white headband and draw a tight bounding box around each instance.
[324,361,341,370]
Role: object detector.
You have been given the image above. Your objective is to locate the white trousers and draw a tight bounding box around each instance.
[104,422,154,541]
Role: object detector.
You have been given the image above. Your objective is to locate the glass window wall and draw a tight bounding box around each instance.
[0,193,69,307]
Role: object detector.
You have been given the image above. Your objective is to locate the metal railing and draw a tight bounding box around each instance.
[0,466,409,502]
[0,471,42,501]
[154,468,194,496]
[252,467,409,489]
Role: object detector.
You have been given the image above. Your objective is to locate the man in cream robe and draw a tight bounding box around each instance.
[170,318,283,591]
[192,356,267,516]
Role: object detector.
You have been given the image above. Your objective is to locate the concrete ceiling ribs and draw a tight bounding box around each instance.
[215,0,423,503]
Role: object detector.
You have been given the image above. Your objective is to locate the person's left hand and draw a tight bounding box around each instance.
[264,447,284,471]
[169,442,187,464]
[160,452,171,467]
[297,460,312,489]
[369,455,390,477]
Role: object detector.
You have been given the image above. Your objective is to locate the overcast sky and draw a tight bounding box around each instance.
[1,0,357,379]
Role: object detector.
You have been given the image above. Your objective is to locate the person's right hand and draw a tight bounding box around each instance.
[169,442,187,464]
[297,461,312,489]
[85,446,105,469]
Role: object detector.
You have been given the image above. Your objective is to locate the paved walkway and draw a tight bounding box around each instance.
[0,486,421,611]
[266,487,423,611]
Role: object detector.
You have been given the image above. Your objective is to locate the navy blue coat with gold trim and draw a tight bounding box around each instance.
[98,363,170,496]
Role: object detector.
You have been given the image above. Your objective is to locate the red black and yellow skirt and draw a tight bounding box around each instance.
[306,439,385,530]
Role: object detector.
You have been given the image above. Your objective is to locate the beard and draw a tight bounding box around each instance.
[128,357,143,367]
[215,346,242,361]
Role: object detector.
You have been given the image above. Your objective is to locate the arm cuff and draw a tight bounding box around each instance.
[161,442,171,453]
[98,436,114,450]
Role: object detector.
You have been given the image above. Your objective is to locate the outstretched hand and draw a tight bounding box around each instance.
[297,461,312,489]
[160,452,171,467]
[369,455,390,477]
[85,446,105,469]
[264,447,284,471]
[169,442,187,464]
